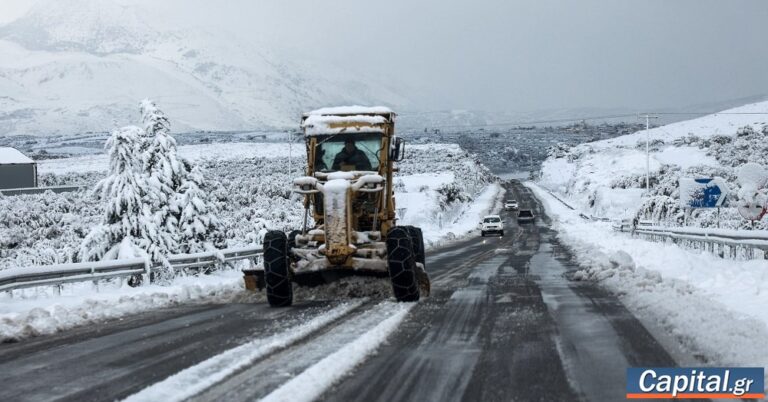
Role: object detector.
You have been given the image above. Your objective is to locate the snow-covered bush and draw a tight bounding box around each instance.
[706,125,768,168]
[636,195,683,224]
[546,143,571,159]
[436,182,470,210]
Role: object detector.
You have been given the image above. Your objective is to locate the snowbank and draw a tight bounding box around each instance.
[0,269,255,342]
[526,182,768,383]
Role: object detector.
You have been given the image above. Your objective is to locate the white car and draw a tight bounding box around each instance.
[504,199,519,211]
[481,215,504,236]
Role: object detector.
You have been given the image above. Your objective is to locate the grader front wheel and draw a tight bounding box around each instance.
[405,226,430,297]
[263,230,293,307]
[386,226,420,302]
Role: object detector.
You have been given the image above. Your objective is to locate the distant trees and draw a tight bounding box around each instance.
[80,100,223,266]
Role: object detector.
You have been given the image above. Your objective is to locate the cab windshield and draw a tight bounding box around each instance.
[314,133,382,172]
[483,217,501,223]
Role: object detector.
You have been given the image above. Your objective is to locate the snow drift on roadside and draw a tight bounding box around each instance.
[526,182,768,381]
[0,269,256,342]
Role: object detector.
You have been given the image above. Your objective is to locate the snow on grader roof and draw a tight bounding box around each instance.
[0,147,34,165]
[302,106,395,136]
[305,105,394,116]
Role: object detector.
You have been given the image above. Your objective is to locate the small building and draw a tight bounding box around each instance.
[0,147,37,190]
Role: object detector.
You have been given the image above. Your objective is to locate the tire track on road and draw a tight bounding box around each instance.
[124,300,366,402]
[186,301,414,402]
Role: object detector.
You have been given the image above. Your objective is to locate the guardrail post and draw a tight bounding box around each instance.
[54,284,62,296]
[142,258,151,286]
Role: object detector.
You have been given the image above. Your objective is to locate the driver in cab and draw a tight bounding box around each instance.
[332,138,373,171]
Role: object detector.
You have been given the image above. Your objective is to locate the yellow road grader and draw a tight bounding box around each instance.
[244,107,430,307]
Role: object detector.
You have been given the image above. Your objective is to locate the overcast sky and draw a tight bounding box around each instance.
[2,0,768,113]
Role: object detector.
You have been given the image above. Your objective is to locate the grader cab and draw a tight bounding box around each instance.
[245,106,430,307]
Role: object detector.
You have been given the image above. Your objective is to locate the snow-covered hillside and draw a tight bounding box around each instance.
[0,0,412,135]
[540,101,768,228]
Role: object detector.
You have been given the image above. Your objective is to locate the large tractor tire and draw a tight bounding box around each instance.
[404,226,426,268]
[405,226,430,297]
[386,226,420,302]
[263,230,293,307]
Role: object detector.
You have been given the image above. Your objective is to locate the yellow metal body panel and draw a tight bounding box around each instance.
[302,112,397,268]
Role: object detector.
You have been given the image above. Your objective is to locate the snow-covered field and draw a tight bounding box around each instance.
[0,141,499,341]
[36,142,298,175]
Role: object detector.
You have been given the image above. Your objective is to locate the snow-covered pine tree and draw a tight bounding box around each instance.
[79,126,147,261]
[176,165,226,253]
[139,99,184,260]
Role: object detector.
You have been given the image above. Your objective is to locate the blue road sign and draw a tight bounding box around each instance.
[679,178,729,208]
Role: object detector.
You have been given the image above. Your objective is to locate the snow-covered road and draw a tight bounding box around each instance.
[0,181,690,402]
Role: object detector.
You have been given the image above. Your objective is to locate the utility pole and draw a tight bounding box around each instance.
[529,153,534,180]
[287,131,293,178]
[638,114,659,195]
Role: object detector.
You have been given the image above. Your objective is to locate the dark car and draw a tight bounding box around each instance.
[517,209,535,223]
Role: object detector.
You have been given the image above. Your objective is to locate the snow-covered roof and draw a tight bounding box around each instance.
[302,114,390,136]
[0,147,34,165]
[305,106,394,116]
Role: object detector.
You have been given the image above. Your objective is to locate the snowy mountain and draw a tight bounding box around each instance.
[0,0,413,136]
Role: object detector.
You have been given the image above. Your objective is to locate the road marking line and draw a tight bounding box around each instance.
[260,302,415,402]
[121,300,365,402]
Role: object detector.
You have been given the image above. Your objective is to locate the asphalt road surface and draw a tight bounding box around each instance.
[0,181,687,402]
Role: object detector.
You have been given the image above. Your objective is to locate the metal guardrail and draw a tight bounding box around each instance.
[618,225,768,260]
[0,185,85,196]
[538,185,611,221]
[0,245,263,294]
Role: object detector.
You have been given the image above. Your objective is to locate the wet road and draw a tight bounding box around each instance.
[0,180,683,402]
[324,181,679,402]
